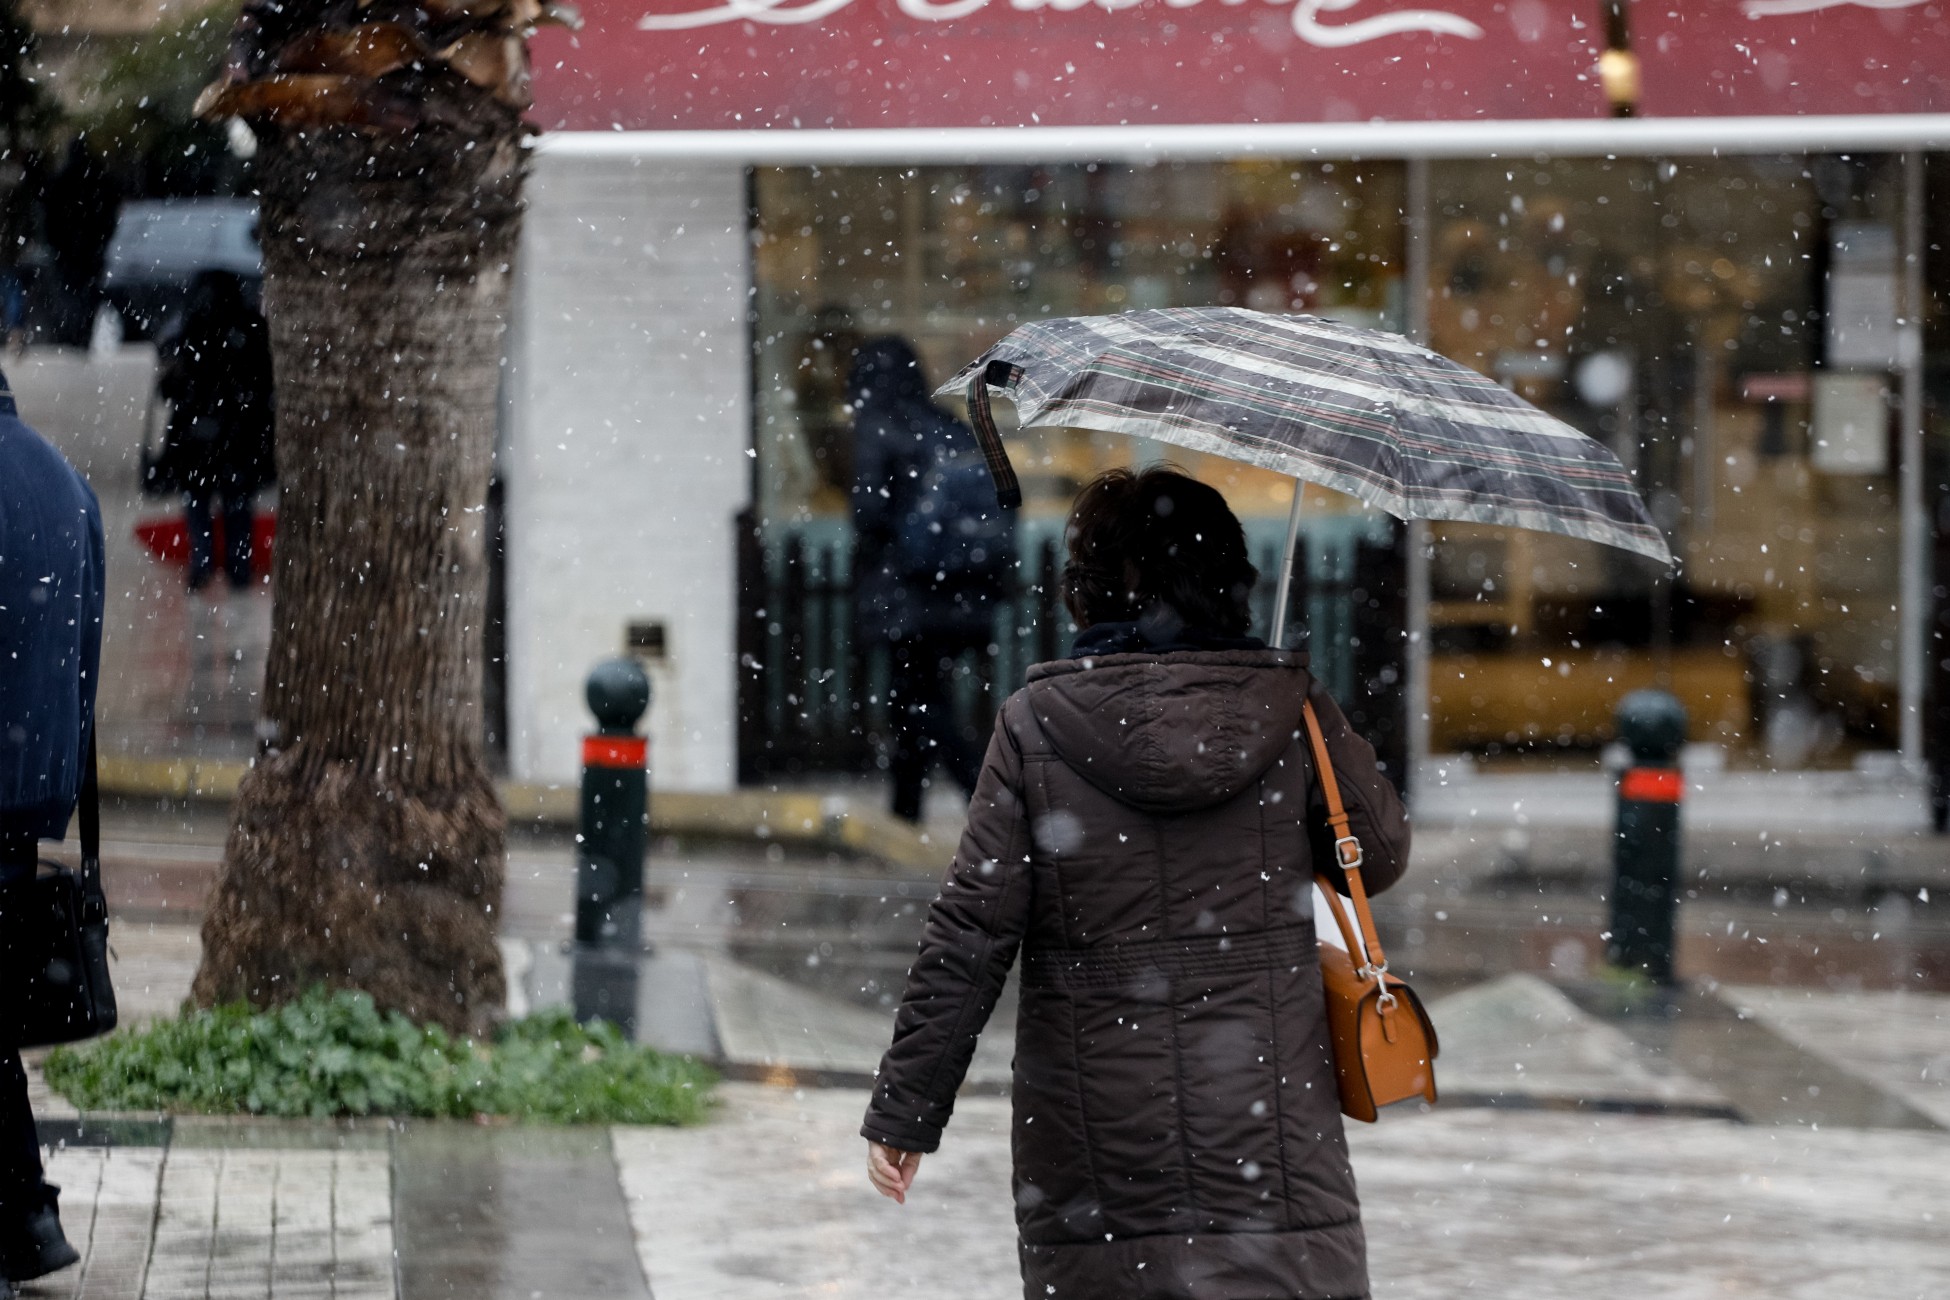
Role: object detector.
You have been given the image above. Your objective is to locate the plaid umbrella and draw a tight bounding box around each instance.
[940,307,1670,566]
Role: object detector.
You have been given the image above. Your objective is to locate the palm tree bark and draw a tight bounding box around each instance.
[191,110,522,1035]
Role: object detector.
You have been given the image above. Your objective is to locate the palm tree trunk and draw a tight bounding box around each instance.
[191,111,522,1036]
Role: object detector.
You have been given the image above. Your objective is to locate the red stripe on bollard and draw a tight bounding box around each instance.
[582,735,647,769]
[1619,767,1683,803]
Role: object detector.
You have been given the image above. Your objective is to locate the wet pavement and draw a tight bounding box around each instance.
[621,1082,1950,1300]
[13,735,1950,1292]
[32,1080,1950,1300]
[44,800,1950,1128]
[392,1126,650,1300]
[30,1133,393,1300]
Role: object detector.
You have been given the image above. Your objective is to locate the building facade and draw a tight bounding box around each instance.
[504,0,1950,822]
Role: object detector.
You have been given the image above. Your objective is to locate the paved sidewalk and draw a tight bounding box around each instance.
[24,1141,391,1300]
[28,1083,1950,1300]
[1725,984,1950,1128]
[24,798,1950,1297]
[618,1081,1950,1300]
[22,930,1950,1299]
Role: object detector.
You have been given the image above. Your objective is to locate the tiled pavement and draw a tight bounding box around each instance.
[17,1147,162,1300]
[21,1144,391,1300]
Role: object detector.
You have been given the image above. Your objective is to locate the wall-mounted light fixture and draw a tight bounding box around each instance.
[1599,0,1640,118]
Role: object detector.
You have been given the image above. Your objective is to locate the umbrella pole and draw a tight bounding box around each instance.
[1270,482,1306,651]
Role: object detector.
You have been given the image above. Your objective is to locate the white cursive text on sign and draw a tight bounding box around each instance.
[638,0,1487,44]
[1740,0,1927,15]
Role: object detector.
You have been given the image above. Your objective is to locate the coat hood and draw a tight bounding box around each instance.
[849,336,933,410]
[1023,649,1309,814]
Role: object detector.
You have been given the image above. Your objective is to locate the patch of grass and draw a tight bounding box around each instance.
[42,988,716,1125]
[1590,961,1659,997]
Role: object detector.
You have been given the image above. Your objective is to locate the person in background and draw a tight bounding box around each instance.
[41,143,115,350]
[849,336,1014,824]
[156,270,274,593]
[863,467,1410,1300]
[0,371,103,1298]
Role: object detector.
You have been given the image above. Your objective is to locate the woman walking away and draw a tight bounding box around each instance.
[862,467,1410,1300]
[156,271,274,593]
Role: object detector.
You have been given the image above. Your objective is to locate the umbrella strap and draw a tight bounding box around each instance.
[967,360,1023,510]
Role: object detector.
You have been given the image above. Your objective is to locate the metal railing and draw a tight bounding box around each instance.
[735,512,1408,789]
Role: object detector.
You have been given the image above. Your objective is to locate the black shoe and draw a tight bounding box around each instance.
[2,1191,80,1283]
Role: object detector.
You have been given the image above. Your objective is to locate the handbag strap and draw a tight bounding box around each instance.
[1301,698,1390,984]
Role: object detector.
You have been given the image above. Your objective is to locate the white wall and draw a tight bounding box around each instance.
[505,154,750,790]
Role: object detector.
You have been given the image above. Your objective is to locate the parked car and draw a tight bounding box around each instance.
[101,198,261,341]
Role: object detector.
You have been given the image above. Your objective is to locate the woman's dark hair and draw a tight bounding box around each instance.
[1061,466,1259,637]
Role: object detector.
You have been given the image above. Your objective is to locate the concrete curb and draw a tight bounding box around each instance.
[98,754,949,873]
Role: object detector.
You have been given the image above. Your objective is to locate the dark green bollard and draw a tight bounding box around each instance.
[572,657,651,1035]
[1607,689,1688,985]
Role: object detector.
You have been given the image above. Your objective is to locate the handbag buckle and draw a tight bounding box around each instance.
[1334,836,1364,869]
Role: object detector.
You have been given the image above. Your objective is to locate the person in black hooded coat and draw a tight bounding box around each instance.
[863,468,1410,1300]
[0,376,101,1297]
[849,337,1013,823]
[156,270,274,592]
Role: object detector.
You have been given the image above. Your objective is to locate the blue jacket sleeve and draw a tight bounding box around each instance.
[0,418,105,840]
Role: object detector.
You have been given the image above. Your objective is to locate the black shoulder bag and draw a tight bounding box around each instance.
[5,735,118,1047]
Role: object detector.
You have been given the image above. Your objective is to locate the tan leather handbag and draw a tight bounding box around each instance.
[1302,700,1439,1123]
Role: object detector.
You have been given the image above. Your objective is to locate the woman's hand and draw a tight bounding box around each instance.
[867,1141,923,1204]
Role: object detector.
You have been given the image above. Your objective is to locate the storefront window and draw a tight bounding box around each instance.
[747,153,1915,778]
[752,161,1406,529]
[744,161,1407,777]
[1426,155,1908,769]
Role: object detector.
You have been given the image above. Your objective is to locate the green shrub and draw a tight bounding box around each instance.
[42,988,716,1125]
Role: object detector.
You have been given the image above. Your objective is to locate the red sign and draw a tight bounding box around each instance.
[583,735,649,769]
[530,0,1950,133]
[1619,767,1684,805]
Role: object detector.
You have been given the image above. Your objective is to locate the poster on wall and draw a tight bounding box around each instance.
[1827,223,1901,370]
[1811,372,1890,475]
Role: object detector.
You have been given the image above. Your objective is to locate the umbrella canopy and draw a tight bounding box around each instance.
[940,307,1671,566]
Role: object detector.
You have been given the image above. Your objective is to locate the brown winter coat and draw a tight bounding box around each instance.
[862,648,1411,1300]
